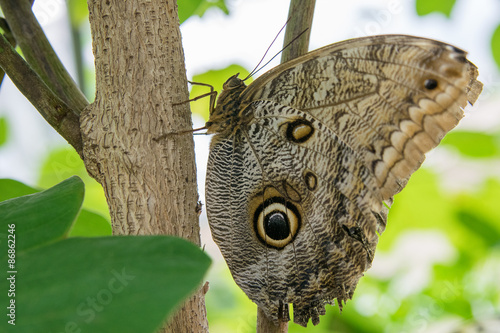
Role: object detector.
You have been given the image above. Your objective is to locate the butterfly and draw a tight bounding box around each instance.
[203,34,482,326]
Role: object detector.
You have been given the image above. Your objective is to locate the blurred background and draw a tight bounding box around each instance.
[0,0,499,332]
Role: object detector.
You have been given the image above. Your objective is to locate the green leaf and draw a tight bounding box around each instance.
[0,176,84,252]
[0,178,111,237]
[0,179,39,201]
[416,0,456,17]
[178,0,229,24]
[440,131,500,158]
[0,236,210,332]
[491,23,500,71]
[0,116,8,146]
[0,177,211,332]
[190,65,251,120]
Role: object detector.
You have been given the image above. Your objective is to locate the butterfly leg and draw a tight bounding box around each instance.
[172,81,218,113]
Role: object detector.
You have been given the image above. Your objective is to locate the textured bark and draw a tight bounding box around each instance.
[81,1,208,332]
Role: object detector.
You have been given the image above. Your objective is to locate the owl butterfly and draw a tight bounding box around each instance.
[204,35,482,327]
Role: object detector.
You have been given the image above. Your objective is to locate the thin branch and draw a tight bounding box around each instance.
[280,0,316,63]
[256,0,316,332]
[0,33,83,154]
[0,17,15,87]
[0,0,89,113]
[257,308,288,333]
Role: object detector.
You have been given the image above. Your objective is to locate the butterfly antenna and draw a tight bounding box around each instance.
[243,16,292,81]
[243,27,309,80]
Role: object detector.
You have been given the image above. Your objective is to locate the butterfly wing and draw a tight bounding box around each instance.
[241,35,482,200]
[206,35,482,326]
[207,100,385,326]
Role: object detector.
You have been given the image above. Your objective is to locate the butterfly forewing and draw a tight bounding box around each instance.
[205,34,482,326]
[241,35,481,199]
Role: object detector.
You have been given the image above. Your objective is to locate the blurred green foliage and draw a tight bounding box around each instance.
[492,24,500,71]
[0,116,8,146]
[178,0,229,24]
[415,0,456,17]
[67,0,89,28]
[38,147,110,220]
[441,131,500,158]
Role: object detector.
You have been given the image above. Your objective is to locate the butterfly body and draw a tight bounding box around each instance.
[205,35,482,326]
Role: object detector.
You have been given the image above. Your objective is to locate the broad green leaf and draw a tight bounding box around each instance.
[492,23,500,71]
[0,116,8,146]
[38,147,110,219]
[0,179,39,201]
[0,236,210,333]
[416,0,456,17]
[0,176,210,332]
[0,178,111,237]
[440,131,500,158]
[190,65,251,120]
[0,176,84,252]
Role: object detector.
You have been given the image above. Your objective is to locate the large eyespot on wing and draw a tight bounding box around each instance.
[252,196,301,249]
[241,35,482,199]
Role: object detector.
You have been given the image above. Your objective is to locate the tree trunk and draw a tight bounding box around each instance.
[81,1,208,332]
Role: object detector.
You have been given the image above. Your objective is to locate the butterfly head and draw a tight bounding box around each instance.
[206,74,248,135]
[222,73,246,89]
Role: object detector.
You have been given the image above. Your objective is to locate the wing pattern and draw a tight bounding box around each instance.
[205,35,482,326]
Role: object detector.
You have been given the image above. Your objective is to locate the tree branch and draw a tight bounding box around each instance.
[0,0,89,113]
[280,0,316,63]
[0,33,83,154]
[0,17,15,87]
[257,308,288,333]
[257,1,316,332]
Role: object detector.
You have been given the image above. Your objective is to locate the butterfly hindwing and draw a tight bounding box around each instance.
[207,100,380,325]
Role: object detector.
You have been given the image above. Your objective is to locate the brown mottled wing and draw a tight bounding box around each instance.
[206,35,482,327]
[207,100,387,326]
[241,34,482,201]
